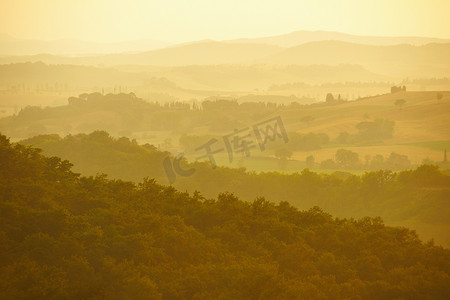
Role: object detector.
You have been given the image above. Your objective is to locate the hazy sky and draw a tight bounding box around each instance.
[1,0,450,42]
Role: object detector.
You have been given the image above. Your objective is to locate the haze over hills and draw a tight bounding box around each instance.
[0,33,171,55]
[2,1,450,298]
[0,62,387,93]
[2,30,450,57]
[1,40,449,79]
[1,30,449,80]
[263,41,450,77]
[229,30,450,47]
[263,41,450,66]
[0,41,283,66]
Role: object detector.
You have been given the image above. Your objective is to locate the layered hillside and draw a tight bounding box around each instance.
[1,134,449,299]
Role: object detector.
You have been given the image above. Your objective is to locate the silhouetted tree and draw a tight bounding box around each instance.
[335,149,359,169]
[306,155,315,169]
[325,93,335,103]
[275,148,293,170]
[394,99,406,110]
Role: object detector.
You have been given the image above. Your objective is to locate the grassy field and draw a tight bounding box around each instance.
[402,140,450,151]
[282,91,450,142]
[181,91,450,170]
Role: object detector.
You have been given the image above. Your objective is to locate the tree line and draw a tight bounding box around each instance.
[1,133,450,299]
[19,132,450,246]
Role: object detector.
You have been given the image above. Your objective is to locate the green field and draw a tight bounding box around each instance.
[402,140,450,151]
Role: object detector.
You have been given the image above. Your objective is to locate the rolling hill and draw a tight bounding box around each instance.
[229,30,450,47]
[261,41,450,76]
[1,40,448,79]
[0,41,283,66]
[2,133,450,298]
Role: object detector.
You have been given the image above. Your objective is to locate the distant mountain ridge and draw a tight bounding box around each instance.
[2,30,450,57]
[261,41,450,77]
[0,41,283,66]
[0,33,171,55]
[0,40,449,78]
[228,30,450,47]
[263,40,450,65]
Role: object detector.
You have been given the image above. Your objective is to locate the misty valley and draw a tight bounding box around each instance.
[1,7,450,299]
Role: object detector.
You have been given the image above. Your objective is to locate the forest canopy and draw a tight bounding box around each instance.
[18,131,450,247]
[1,133,450,299]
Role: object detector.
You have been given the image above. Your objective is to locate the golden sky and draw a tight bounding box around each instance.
[1,0,449,42]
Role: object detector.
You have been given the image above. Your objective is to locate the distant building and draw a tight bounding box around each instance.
[391,86,406,93]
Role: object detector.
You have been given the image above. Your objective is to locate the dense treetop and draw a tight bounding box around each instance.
[1,133,450,299]
[19,132,450,245]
